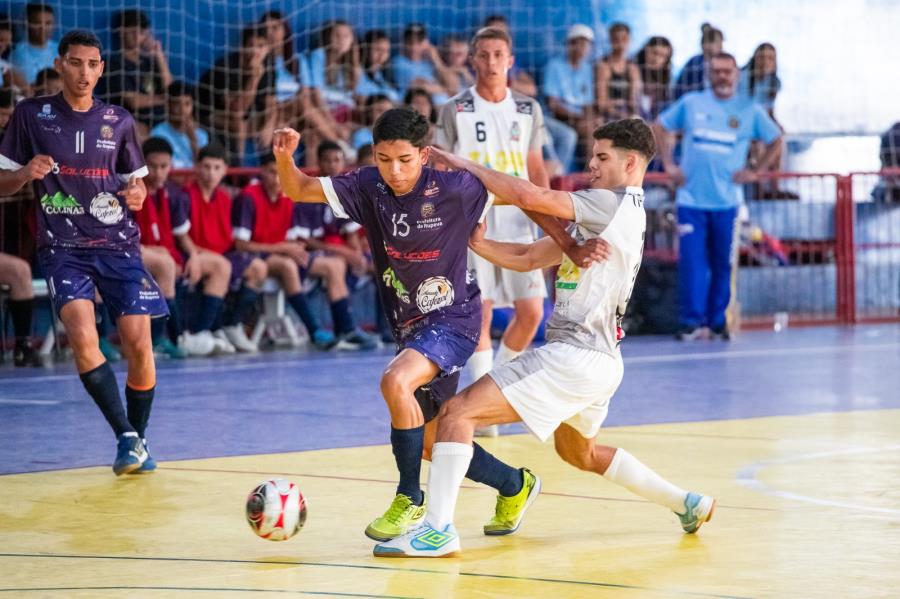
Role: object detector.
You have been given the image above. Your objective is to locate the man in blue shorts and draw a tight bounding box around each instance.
[0,30,164,475]
[274,108,605,542]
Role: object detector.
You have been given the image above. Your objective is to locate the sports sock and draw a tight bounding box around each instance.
[391,425,425,505]
[466,443,523,497]
[464,348,493,382]
[193,294,223,333]
[329,297,355,335]
[226,286,259,327]
[165,297,182,341]
[495,342,523,366]
[79,362,133,437]
[8,298,34,342]
[425,442,474,529]
[602,448,688,512]
[125,384,155,438]
[287,292,320,334]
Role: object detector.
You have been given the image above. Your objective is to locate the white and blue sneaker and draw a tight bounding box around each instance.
[133,439,157,474]
[113,433,147,476]
[373,522,460,558]
[677,492,716,533]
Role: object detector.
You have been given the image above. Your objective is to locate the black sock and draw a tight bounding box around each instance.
[8,298,34,342]
[165,297,182,341]
[287,292,320,334]
[225,286,259,327]
[466,443,524,497]
[193,294,223,333]
[329,297,355,335]
[79,362,133,437]
[391,425,425,505]
[126,384,155,439]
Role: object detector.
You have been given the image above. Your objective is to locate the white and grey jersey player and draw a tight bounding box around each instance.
[436,87,546,243]
[546,186,646,356]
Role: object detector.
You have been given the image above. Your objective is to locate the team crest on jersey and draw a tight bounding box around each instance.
[96,126,117,151]
[416,276,454,313]
[37,103,56,120]
[728,116,740,129]
[423,181,440,197]
[89,192,124,224]
[515,101,533,115]
[100,125,114,139]
[510,121,521,142]
[421,202,435,218]
[455,99,474,113]
[103,108,120,122]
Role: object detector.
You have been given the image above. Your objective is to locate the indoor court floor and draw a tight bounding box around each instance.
[1,324,899,598]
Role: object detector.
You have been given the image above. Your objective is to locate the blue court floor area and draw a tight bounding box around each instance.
[1,324,899,475]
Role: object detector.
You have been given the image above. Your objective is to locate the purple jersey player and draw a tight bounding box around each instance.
[0,30,164,476]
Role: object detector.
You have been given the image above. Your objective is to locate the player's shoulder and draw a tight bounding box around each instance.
[445,88,476,114]
[10,95,50,121]
[571,186,621,206]
[509,90,541,116]
[432,166,482,193]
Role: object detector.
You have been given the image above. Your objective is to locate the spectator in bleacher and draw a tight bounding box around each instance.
[543,24,598,167]
[390,23,457,105]
[136,137,235,358]
[199,25,277,165]
[404,87,436,144]
[0,252,40,366]
[596,23,640,122]
[654,52,782,340]
[482,15,537,96]
[149,81,209,168]
[739,43,780,118]
[232,152,373,350]
[301,20,358,133]
[259,11,301,111]
[351,93,394,150]
[876,122,900,203]
[184,144,267,352]
[97,9,172,132]
[356,29,401,103]
[0,16,11,59]
[356,142,374,166]
[442,35,474,91]
[0,87,14,142]
[31,67,61,97]
[0,17,28,94]
[10,3,57,87]
[673,23,723,100]
[635,35,673,120]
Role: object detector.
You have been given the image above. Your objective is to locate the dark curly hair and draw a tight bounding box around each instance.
[373,107,430,149]
[593,118,656,161]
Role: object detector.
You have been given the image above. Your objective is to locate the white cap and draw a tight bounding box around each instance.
[566,24,595,43]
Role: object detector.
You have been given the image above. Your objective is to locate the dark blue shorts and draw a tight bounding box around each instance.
[226,251,259,292]
[414,370,462,422]
[40,248,168,319]
[400,321,477,377]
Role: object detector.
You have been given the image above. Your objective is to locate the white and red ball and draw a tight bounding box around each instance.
[245,479,307,541]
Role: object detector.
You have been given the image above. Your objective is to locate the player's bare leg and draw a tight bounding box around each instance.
[553,423,716,533]
[499,297,543,359]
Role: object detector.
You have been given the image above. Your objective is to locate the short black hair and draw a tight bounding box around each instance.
[142,136,173,157]
[34,67,60,85]
[373,107,430,148]
[112,9,149,31]
[58,30,103,56]
[167,80,195,98]
[0,16,13,32]
[316,140,343,162]
[365,93,392,107]
[609,22,630,36]
[711,52,737,67]
[241,24,268,47]
[26,3,53,21]
[0,88,15,108]
[592,118,656,162]
[198,142,228,162]
[403,23,427,43]
[484,14,508,26]
[259,151,276,166]
[357,143,373,162]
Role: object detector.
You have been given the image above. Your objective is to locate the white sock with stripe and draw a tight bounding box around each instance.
[494,342,523,366]
[602,448,688,513]
[425,442,474,529]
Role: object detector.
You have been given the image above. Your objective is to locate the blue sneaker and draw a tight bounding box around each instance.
[677,492,716,533]
[373,522,460,558]
[133,439,157,473]
[311,329,336,350]
[113,433,147,476]
[335,328,379,351]
[99,338,122,362]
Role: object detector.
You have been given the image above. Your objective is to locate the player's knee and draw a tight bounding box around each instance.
[208,254,231,278]
[380,368,415,404]
[246,259,268,286]
[322,256,345,280]
[6,256,32,288]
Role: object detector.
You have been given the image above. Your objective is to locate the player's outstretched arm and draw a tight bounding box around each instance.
[430,146,575,220]
[468,222,564,272]
[273,128,328,204]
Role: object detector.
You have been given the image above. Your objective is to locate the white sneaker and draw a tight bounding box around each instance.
[178,331,216,357]
[223,324,258,353]
[475,425,499,438]
[373,522,460,558]
[211,330,237,354]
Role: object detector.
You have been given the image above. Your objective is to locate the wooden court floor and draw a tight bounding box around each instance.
[2,409,898,598]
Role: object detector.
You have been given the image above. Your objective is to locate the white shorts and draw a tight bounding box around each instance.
[468,250,547,307]
[488,342,624,442]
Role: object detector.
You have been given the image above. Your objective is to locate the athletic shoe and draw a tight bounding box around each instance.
[710,326,731,341]
[133,438,157,473]
[335,328,379,351]
[99,337,122,362]
[311,329,337,350]
[178,331,216,357]
[676,326,706,341]
[677,492,716,533]
[475,425,499,438]
[365,493,427,541]
[13,343,41,367]
[222,324,258,353]
[373,522,460,558]
[154,337,187,359]
[484,468,541,536]
[113,433,147,476]
[211,330,237,354]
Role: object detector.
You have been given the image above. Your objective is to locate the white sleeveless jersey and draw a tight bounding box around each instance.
[546,186,646,355]
[436,87,546,242]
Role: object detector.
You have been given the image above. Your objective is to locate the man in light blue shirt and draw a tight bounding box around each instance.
[149,81,209,168]
[390,23,457,105]
[11,3,58,85]
[655,52,782,339]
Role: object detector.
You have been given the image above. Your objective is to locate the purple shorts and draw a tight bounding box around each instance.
[400,320,477,377]
[40,248,168,319]
[226,251,259,292]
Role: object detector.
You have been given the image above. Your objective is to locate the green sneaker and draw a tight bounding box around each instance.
[677,492,716,534]
[365,493,427,541]
[154,338,187,359]
[484,468,541,536]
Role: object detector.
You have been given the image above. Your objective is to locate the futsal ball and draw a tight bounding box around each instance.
[245,479,307,541]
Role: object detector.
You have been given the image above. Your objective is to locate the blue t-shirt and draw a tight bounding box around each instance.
[149,121,209,168]
[390,55,449,105]
[274,56,301,103]
[355,69,401,103]
[300,48,354,109]
[738,68,781,113]
[659,90,781,209]
[10,41,58,85]
[542,56,594,115]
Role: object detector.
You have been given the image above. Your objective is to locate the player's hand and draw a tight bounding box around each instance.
[565,237,610,268]
[118,175,146,211]
[183,253,203,286]
[733,169,759,184]
[468,221,487,247]
[280,242,309,266]
[428,146,468,171]
[664,164,685,187]
[23,155,54,181]
[273,128,301,159]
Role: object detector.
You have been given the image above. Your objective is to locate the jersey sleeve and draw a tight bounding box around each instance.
[170,186,191,235]
[116,115,149,182]
[457,170,492,229]
[231,193,256,241]
[318,169,367,224]
[569,188,619,231]
[657,95,687,132]
[753,104,782,144]
[0,103,34,169]
[435,101,458,149]
[528,101,547,152]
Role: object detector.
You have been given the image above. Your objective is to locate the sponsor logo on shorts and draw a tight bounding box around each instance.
[382,267,410,304]
[40,192,84,215]
[89,192,124,224]
[416,276,454,313]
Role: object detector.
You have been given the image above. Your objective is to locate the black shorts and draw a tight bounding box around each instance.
[414,370,462,423]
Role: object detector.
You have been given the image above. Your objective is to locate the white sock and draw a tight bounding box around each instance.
[494,342,523,366]
[425,442,474,529]
[465,348,493,382]
[602,448,688,513]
